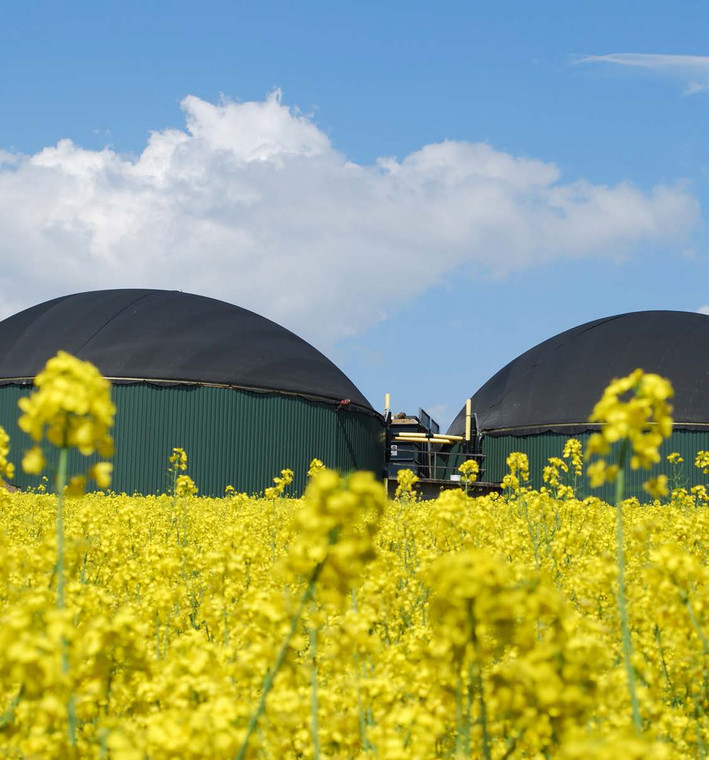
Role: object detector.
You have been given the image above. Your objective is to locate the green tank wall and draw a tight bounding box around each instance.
[0,384,385,496]
[482,429,709,502]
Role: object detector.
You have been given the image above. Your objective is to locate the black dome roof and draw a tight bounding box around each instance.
[448,310,709,437]
[0,289,373,411]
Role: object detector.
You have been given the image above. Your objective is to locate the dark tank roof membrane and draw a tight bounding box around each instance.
[448,310,709,437]
[0,289,375,414]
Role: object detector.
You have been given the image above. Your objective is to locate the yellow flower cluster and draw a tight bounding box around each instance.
[168,447,188,472]
[541,438,584,499]
[501,451,529,491]
[695,450,709,475]
[174,474,198,497]
[394,467,419,499]
[18,350,115,457]
[562,437,583,476]
[587,369,673,487]
[0,424,14,482]
[643,474,669,499]
[307,457,325,479]
[264,468,294,500]
[458,458,479,484]
[543,455,570,495]
[286,469,386,596]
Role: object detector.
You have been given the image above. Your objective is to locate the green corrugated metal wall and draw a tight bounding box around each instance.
[0,384,385,496]
[482,429,709,502]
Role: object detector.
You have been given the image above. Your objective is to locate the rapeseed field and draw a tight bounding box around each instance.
[0,354,705,758]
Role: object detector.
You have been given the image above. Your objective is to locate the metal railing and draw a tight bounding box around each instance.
[387,446,485,482]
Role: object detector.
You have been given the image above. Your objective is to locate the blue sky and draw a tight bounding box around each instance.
[1,0,708,427]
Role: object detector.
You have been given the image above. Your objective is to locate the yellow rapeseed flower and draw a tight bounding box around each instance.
[643,475,669,500]
[458,458,479,485]
[586,369,673,487]
[307,458,325,479]
[174,474,198,497]
[89,462,113,490]
[0,426,14,482]
[18,350,115,460]
[168,447,188,472]
[501,452,529,491]
[562,437,584,476]
[394,468,418,499]
[694,450,709,474]
[265,468,294,500]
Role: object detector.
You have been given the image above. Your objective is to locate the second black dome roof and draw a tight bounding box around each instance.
[448,310,709,437]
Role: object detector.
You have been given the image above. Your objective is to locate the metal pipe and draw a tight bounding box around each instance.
[465,398,472,442]
[396,432,464,442]
[394,436,456,443]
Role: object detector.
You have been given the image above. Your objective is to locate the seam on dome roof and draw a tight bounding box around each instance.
[481,420,709,434]
[0,375,381,419]
[107,377,377,413]
[72,290,163,356]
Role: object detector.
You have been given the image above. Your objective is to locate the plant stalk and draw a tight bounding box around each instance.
[310,600,320,760]
[468,602,491,760]
[614,443,642,733]
[55,447,77,751]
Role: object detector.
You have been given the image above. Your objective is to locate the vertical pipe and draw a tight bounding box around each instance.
[465,399,472,442]
[383,393,392,485]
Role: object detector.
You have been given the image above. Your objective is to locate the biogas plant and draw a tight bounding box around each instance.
[0,289,706,500]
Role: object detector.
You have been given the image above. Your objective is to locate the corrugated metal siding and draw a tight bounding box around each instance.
[0,385,385,496]
[483,430,709,502]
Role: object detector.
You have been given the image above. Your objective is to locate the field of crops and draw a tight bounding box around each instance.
[0,354,706,758]
[0,462,706,758]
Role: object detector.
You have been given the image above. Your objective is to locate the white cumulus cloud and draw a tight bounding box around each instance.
[698,306,709,315]
[0,91,700,345]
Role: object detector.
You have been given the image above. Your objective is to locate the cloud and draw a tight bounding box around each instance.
[576,53,709,95]
[698,306,709,316]
[0,91,700,346]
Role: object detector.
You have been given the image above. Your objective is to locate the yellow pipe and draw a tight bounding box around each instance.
[385,392,391,415]
[396,432,463,442]
[397,430,456,441]
[394,436,457,444]
[465,398,472,441]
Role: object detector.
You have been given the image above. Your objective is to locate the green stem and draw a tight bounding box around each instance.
[55,448,77,751]
[0,686,22,729]
[310,600,320,760]
[653,624,673,693]
[695,692,707,760]
[351,590,372,755]
[468,603,491,760]
[465,658,475,756]
[235,561,324,760]
[684,595,709,653]
[455,666,463,756]
[56,448,68,610]
[614,443,642,733]
[682,592,708,757]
